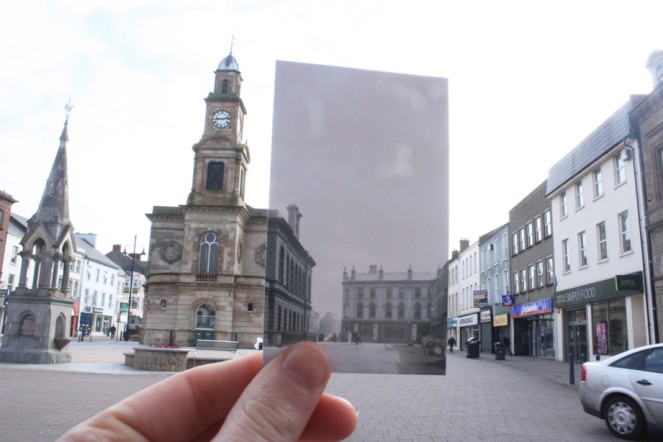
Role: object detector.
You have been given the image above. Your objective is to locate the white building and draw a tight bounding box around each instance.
[446,250,460,343]
[546,99,651,362]
[457,239,481,344]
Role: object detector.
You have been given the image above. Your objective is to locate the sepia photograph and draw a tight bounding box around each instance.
[263,60,449,374]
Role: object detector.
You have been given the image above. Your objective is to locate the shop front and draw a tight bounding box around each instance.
[447,316,459,344]
[555,272,646,362]
[511,298,554,358]
[458,312,479,351]
[479,310,492,352]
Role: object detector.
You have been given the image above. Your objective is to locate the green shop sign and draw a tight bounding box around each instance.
[555,272,643,308]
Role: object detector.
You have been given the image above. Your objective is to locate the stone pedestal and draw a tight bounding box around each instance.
[0,288,75,364]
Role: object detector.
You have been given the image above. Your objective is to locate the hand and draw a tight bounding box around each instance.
[58,341,357,441]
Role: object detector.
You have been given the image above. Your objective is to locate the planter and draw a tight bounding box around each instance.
[53,337,72,351]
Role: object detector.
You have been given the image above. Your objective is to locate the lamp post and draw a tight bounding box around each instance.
[124,235,137,341]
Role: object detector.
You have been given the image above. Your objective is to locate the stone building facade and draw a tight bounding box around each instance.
[341,265,436,344]
[142,52,267,348]
[264,205,315,346]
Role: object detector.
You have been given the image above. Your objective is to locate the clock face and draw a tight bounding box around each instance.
[212,109,231,128]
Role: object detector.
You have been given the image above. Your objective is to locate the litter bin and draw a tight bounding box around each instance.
[494,342,505,360]
[466,337,480,359]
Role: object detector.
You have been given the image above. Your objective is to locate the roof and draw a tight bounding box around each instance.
[546,97,642,196]
[350,271,436,283]
[217,53,240,73]
[9,213,28,237]
[75,234,121,270]
[105,250,147,274]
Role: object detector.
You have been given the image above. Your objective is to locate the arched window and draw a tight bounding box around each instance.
[199,233,219,274]
[398,302,405,319]
[385,302,393,319]
[206,162,224,190]
[195,304,215,329]
[222,79,229,94]
[414,302,422,320]
[357,302,364,319]
[369,302,376,318]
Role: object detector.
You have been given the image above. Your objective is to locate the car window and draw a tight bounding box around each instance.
[611,352,644,369]
[643,349,663,374]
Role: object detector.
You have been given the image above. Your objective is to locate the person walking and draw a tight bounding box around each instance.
[503,334,513,356]
[447,335,456,353]
[109,325,116,340]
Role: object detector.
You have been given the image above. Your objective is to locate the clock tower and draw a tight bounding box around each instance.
[144,51,267,349]
[188,51,249,207]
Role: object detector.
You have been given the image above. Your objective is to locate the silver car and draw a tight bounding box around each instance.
[580,343,663,440]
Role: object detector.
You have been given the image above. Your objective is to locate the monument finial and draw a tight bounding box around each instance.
[229,34,236,54]
[64,100,73,122]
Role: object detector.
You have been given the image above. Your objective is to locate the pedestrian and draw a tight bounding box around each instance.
[503,334,513,356]
[109,325,116,340]
[447,335,456,353]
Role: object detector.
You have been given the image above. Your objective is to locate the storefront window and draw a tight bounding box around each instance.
[592,298,627,356]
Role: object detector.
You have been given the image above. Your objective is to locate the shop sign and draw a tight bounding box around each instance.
[615,274,643,292]
[512,298,553,318]
[120,302,129,312]
[93,307,104,314]
[458,314,478,326]
[480,310,492,323]
[447,317,458,328]
[555,272,642,308]
[493,314,509,327]
[473,290,488,308]
[502,294,514,306]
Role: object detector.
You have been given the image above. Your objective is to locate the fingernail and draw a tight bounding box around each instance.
[282,343,329,392]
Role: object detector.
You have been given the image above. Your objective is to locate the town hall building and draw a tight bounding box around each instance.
[142,52,268,348]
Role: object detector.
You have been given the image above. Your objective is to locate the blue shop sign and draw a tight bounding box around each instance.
[512,298,553,318]
[447,317,458,328]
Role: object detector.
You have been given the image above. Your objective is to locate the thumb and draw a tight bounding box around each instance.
[214,341,331,442]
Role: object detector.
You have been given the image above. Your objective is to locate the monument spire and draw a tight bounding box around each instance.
[32,103,73,242]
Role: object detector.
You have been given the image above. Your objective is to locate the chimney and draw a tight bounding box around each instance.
[112,244,122,253]
[379,265,384,280]
[369,265,378,274]
[451,249,460,260]
[351,265,356,280]
[407,264,413,280]
[646,50,663,89]
[459,238,469,252]
[287,204,302,239]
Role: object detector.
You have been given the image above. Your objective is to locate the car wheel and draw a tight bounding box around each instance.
[604,396,646,440]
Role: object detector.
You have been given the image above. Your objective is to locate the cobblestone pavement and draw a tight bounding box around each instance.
[1,339,662,441]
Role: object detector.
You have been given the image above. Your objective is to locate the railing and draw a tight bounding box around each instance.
[196,274,218,283]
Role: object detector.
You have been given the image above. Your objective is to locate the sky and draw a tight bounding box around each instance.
[1,0,662,260]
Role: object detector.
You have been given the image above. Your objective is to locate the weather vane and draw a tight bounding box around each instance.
[64,100,74,121]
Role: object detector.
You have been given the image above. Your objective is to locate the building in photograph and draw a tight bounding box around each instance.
[508,181,556,358]
[264,205,315,346]
[341,265,436,344]
[446,247,461,346]
[478,223,510,354]
[142,51,268,348]
[106,244,147,338]
[630,49,663,343]
[547,98,651,362]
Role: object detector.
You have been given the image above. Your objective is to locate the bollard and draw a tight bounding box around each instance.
[569,352,575,385]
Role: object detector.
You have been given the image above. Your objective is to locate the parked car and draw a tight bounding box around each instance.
[579,343,663,440]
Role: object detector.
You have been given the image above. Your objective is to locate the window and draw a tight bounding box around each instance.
[534,216,542,243]
[619,211,631,253]
[195,304,215,329]
[10,245,19,264]
[513,272,519,295]
[385,302,392,319]
[7,274,14,292]
[519,228,526,252]
[206,162,224,190]
[526,222,533,247]
[199,232,219,273]
[357,302,364,319]
[615,153,626,185]
[593,168,603,198]
[95,269,100,282]
[562,239,571,272]
[576,181,584,209]
[536,261,544,288]
[597,222,608,261]
[520,269,527,293]
[414,302,422,320]
[543,210,552,237]
[560,191,568,217]
[369,302,376,318]
[528,265,535,291]
[512,232,519,255]
[397,302,405,319]
[546,256,554,285]
[578,231,588,267]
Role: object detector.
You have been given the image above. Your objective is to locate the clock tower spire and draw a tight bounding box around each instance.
[188,50,249,206]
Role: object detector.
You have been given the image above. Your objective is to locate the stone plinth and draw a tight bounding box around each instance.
[131,347,190,371]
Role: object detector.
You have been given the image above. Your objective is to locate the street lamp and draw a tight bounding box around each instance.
[124,235,138,342]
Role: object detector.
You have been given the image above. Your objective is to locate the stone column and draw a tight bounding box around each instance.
[61,256,72,293]
[50,252,62,289]
[18,251,32,288]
